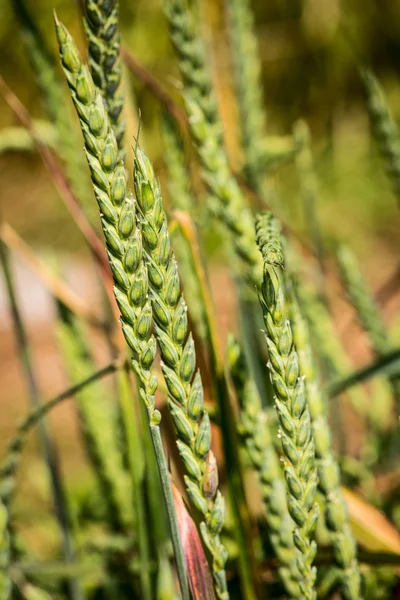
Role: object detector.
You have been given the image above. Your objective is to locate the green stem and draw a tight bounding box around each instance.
[149,425,190,600]
[117,369,152,600]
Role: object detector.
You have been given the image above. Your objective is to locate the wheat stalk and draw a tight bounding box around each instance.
[362,69,400,209]
[288,284,362,600]
[84,0,125,157]
[164,0,261,286]
[256,212,319,599]
[133,143,229,600]
[227,335,301,598]
[54,20,189,598]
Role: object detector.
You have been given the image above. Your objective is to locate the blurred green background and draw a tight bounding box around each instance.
[0,0,400,561]
[1,0,400,255]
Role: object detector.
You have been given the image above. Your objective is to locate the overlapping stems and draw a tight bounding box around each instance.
[227,336,301,598]
[256,212,319,599]
[133,146,229,600]
[289,288,362,600]
[84,0,125,157]
[164,0,261,285]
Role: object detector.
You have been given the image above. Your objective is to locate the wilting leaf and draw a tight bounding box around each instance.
[171,482,215,600]
[344,487,400,553]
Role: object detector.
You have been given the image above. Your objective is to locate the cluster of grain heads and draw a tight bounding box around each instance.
[54,20,189,599]
[164,0,262,286]
[288,284,362,600]
[362,70,400,209]
[133,144,229,600]
[256,212,319,599]
[336,244,400,412]
[84,0,125,156]
[227,335,301,598]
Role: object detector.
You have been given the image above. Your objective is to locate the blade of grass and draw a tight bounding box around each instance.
[0,240,82,600]
[328,348,400,398]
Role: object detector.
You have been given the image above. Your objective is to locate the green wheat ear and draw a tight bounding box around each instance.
[226,0,267,196]
[336,244,400,411]
[164,0,262,286]
[227,335,301,598]
[288,283,362,600]
[133,144,229,600]
[256,211,319,599]
[362,69,400,209]
[84,0,125,157]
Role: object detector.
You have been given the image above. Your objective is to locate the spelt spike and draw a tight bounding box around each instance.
[227,335,301,598]
[288,284,363,600]
[362,69,400,210]
[84,0,125,157]
[256,211,319,599]
[133,144,229,600]
[164,0,261,286]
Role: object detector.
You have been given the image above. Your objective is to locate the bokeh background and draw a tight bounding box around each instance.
[0,0,400,556]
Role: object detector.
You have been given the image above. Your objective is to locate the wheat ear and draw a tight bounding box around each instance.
[362,69,400,209]
[225,0,267,195]
[256,212,319,599]
[288,285,363,600]
[337,244,400,410]
[133,144,229,600]
[84,0,125,156]
[164,0,261,285]
[227,335,301,598]
[55,21,189,598]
